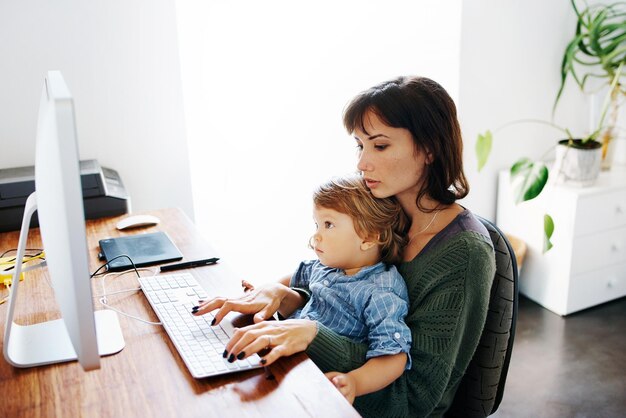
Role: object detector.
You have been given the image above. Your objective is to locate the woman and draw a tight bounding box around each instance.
[194,76,496,417]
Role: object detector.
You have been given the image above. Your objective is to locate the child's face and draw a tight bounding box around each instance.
[311,205,366,271]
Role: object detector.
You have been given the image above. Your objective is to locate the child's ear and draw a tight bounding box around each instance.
[360,240,377,251]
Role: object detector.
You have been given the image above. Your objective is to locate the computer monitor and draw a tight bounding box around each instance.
[2,71,124,370]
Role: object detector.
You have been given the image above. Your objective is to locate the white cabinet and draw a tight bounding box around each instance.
[496,166,626,315]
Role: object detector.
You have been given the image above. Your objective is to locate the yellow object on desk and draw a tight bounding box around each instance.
[0,251,46,288]
[0,256,24,288]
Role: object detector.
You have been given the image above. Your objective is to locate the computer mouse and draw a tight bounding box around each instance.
[115,214,160,230]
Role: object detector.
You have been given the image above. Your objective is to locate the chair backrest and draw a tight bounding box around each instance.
[445,217,519,417]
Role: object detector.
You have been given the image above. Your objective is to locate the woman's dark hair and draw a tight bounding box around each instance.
[343,76,469,211]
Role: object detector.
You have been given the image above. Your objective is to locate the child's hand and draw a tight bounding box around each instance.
[241,279,255,293]
[325,371,357,404]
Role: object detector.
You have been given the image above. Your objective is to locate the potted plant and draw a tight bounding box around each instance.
[556,0,626,169]
[475,0,625,251]
[476,122,602,252]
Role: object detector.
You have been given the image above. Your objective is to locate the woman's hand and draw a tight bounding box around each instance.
[325,372,357,404]
[224,319,318,366]
[193,282,291,325]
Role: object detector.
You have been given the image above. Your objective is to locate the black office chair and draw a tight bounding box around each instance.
[445,217,519,417]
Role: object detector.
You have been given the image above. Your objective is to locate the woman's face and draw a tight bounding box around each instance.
[354,111,429,202]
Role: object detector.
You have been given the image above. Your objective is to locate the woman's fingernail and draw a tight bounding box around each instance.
[228,354,235,363]
[236,352,245,360]
[260,358,267,365]
[211,318,216,326]
[191,308,198,314]
[198,300,204,303]
[192,305,199,310]
[222,350,228,358]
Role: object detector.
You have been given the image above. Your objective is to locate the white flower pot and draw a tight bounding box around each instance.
[552,139,602,187]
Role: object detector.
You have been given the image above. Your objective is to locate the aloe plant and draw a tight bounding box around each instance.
[475,0,625,253]
[556,0,626,162]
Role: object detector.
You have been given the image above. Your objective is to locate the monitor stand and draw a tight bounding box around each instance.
[2,193,125,368]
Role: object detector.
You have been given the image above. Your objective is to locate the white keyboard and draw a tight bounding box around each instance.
[138,272,263,378]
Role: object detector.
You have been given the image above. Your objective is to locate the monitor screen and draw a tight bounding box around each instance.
[2,71,124,370]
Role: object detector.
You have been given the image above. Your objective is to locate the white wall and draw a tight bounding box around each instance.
[1,0,599,266]
[458,0,589,221]
[176,0,463,284]
[0,0,194,218]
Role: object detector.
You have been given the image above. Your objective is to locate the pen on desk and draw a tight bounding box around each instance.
[159,257,220,272]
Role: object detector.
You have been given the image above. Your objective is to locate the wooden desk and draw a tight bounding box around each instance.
[0,208,359,418]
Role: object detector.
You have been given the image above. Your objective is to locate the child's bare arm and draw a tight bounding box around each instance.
[278,274,291,286]
[276,274,306,318]
[326,352,407,403]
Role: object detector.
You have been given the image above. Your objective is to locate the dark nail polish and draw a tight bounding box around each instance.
[222,350,228,358]
[236,352,245,360]
[198,300,204,303]
[192,305,199,310]
[191,309,198,314]
[260,358,267,365]
[228,354,235,363]
[211,318,216,326]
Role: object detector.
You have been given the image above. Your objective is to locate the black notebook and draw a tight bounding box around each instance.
[98,231,183,271]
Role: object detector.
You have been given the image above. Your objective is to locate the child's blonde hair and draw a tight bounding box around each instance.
[313,174,409,265]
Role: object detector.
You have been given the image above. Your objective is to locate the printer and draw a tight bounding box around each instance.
[0,159,129,232]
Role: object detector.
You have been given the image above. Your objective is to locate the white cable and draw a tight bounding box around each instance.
[20,260,47,273]
[99,267,158,301]
[99,297,162,326]
[96,268,162,326]
[94,287,141,298]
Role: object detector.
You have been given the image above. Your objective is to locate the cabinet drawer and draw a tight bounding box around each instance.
[571,226,626,274]
[567,262,626,314]
[575,188,626,236]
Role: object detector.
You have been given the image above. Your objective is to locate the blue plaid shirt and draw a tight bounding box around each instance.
[290,260,412,369]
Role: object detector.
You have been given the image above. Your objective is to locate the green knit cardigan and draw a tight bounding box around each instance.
[306,230,496,418]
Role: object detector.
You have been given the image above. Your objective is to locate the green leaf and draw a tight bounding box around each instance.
[510,158,549,204]
[604,44,626,62]
[555,33,586,112]
[543,214,555,253]
[475,130,493,172]
[555,0,626,115]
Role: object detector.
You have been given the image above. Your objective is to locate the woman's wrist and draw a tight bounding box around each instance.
[307,319,319,344]
[294,318,319,347]
[311,319,319,338]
